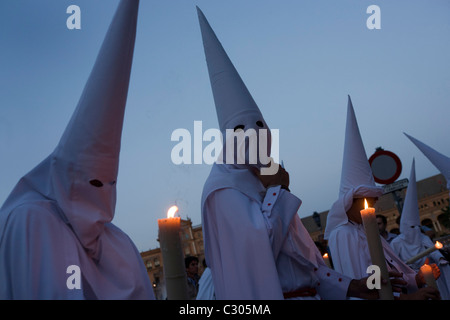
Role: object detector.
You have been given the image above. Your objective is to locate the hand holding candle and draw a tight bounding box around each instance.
[360,199,394,300]
[420,263,439,291]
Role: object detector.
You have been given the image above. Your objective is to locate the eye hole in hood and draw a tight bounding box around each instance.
[256,121,264,128]
[89,179,104,188]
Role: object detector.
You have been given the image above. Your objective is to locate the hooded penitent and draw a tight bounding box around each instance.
[390,159,425,267]
[398,159,422,244]
[0,0,154,299]
[324,96,383,239]
[197,8,351,300]
[404,133,450,190]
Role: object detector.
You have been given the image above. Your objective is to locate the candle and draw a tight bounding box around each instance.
[323,253,332,269]
[405,241,443,265]
[360,199,394,300]
[158,205,189,300]
[420,264,439,291]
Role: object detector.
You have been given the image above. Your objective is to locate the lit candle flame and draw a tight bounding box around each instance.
[435,241,443,249]
[364,198,368,209]
[323,253,328,258]
[167,205,179,218]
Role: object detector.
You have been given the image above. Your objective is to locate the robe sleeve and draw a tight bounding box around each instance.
[203,188,284,299]
[0,204,85,299]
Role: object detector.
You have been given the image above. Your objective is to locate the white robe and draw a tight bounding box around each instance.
[328,221,419,296]
[201,164,351,300]
[390,233,450,300]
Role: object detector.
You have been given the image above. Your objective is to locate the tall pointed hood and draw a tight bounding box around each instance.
[56,0,139,172]
[325,96,383,239]
[196,7,274,172]
[0,0,140,260]
[399,158,422,243]
[404,133,450,190]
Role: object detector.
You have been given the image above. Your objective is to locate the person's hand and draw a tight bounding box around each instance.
[386,271,408,294]
[347,271,406,299]
[254,164,289,190]
[398,287,441,300]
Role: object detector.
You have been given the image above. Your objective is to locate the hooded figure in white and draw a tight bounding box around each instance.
[0,0,155,300]
[404,133,450,193]
[197,7,363,300]
[324,97,420,296]
[390,159,450,299]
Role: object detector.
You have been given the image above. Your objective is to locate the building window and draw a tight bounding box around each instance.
[146,260,153,269]
[154,258,160,267]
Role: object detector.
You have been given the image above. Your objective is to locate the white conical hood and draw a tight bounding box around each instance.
[56,0,139,172]
[197,7,275,173]
[404,133,450,190]
[339,96,379,196]
[0,0,140,260]
[399,158,422,243]
[325,96,383,239]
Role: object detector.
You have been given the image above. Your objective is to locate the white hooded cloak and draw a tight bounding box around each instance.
[325,97,418,295]
[198,7,351,300]
[0,0,154,300]
[390,159,450,299]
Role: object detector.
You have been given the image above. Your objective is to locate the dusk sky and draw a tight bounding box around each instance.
[1,0,449,252]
